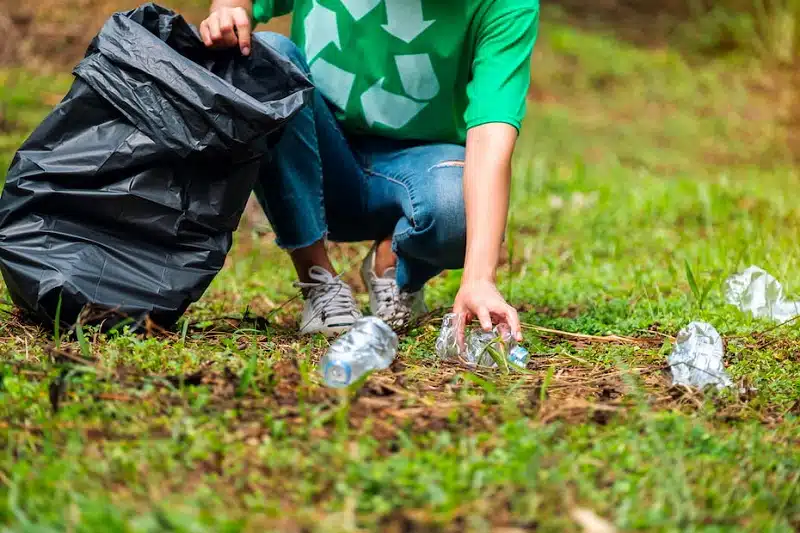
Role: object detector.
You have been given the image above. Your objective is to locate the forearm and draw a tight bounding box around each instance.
[462,123,517,284]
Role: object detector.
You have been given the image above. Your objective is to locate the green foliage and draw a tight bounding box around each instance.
[684,0,799,62]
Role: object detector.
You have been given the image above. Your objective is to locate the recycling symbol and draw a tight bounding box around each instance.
[302,0,439,130]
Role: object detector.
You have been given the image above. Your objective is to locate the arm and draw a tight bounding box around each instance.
[453,123,522,340]
[454,4,539,340]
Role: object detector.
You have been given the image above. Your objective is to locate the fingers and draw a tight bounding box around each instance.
[477,307,492,332]
[231,8,252,55]
[452,303,469,353]
[218,9,239,48]
[207,13,223,44]
[200,20,213,47]
[487,304,522,341]
[503,306,523,341]
[201,8,251,53]
[453,285,523,354]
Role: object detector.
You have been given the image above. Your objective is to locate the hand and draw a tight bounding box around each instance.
[200,1,253,56]
[453,279,523,342]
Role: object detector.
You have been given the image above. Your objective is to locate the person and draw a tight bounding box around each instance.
[200,0,538,339]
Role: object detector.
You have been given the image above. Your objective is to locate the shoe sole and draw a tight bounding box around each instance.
[299,324,355,337]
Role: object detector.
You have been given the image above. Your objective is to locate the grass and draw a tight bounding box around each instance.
[1,7,800,533]
[0,70,72,184]
[683,0,800,63]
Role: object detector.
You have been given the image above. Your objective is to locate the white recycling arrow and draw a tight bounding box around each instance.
[304,0,341,63]
[340,0,381,21]
[395,54,440,101]
[310,58,356,110]
[361,78,427,129]
[382,0,434,44]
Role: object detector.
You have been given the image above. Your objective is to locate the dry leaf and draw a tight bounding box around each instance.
[570,507,617,533]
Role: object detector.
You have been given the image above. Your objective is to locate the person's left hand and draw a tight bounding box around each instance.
[453,278,522,342]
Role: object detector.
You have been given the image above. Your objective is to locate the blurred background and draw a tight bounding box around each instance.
[1,0,799,184]
[0,0,798,181]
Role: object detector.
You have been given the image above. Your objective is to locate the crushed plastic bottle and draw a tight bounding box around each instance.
[668,321,732,389]
[725,266,800,323]
[320,317,398,388]
[435,313,464,361]
[435,313,530,369]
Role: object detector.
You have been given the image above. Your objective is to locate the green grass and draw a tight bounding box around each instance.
[1,15,800,533]
[0,70,73,185]
[682,0,800,64]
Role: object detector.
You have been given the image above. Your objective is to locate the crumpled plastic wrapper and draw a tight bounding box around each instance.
[435,313,525,368]
[725,266,800,323]
[668,321,732,389]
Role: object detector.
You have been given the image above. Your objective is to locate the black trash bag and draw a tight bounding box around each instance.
[0,3,312,329]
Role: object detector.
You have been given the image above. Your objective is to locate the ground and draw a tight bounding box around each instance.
[1,2,799,532]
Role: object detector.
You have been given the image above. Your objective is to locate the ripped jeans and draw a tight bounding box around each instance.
[254,32,467,292]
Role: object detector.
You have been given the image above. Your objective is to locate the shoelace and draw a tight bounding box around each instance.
[295,266,358,320]
[371,275,413,324]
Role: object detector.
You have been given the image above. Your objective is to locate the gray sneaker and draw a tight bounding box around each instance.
[296,266,362,336]
[360,245,427,329]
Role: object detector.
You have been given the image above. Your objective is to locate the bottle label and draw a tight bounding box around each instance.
[324,361,353,388]
[508,346,530,367]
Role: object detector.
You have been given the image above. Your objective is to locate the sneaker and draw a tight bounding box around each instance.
[360,245,427,329]
[295,266,362,336]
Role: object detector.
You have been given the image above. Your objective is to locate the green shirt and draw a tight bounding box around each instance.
[253,0,539,144]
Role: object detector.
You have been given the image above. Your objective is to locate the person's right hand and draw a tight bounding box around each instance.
[200,1,253,56]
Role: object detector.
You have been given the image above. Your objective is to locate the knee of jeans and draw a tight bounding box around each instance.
[254,32,310,73]
[413,170,467,268]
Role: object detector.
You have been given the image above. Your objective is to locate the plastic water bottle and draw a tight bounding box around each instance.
[436,313,530,369]
[320,317,399,388]
[507,345,531,368]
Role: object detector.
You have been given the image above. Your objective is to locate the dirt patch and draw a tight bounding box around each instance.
[6,334,780,454]
[0,12,24,66]
[1,297,791,458]
[3,0,292,69]
[2,0,207,67]
[548,0,692,50]
[0,113,19,135]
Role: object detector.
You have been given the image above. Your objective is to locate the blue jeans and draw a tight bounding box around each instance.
[253,32,467,292]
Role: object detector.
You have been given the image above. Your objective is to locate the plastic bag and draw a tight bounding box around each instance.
[667,321,732,389]
[0,3,312,328]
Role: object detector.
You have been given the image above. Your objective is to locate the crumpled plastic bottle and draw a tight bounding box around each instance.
[435,313,530,369]
[725,266,800,323]
[320,317,398,388]
[668,321,732,389]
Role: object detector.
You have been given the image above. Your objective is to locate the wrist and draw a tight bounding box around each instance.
[461,240,501,287]
[211,0,252,13]
[461,269,496,286]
